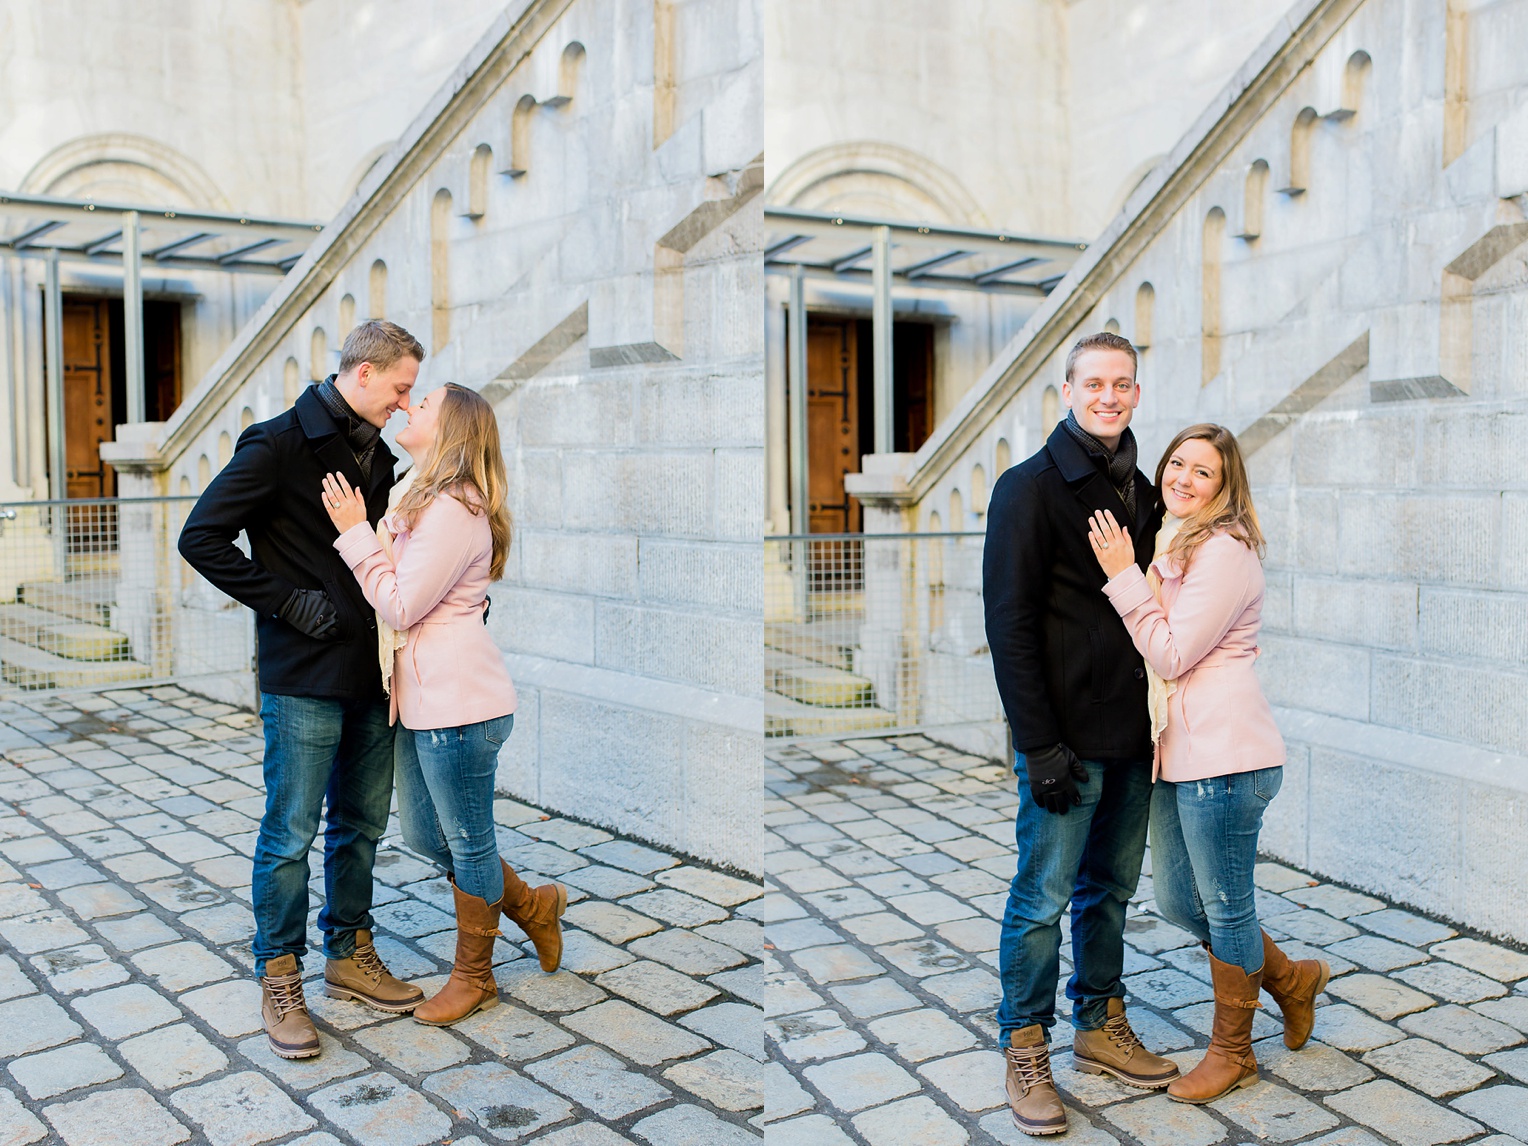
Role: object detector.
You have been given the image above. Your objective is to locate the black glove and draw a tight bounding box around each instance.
[1026,743,1089,814]
[482,596,492,624]
[279,588,340,641]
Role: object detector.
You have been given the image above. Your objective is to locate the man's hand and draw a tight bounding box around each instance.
[1025,744,1090,814]
[280,588,340,641]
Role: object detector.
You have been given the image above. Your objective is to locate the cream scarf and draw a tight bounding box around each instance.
[376,468,417,698]
[1146,513,1187,748]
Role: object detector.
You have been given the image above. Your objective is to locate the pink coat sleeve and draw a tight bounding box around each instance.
[1101,533,1258,680]
[333,495,477,630]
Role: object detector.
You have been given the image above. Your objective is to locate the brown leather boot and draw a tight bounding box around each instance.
[1261,930,1330,1050]
[1005,1025,1068,1136]
[1072,997,1180,1088]
[324,929,426,1013]
[413,877,503,1026]
[260,953,320,1059]
[1168,951,1263,1103]
[500,858,567,973]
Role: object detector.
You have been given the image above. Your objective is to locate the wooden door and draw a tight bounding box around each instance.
[63,299,115,499]
[806,318,861,534]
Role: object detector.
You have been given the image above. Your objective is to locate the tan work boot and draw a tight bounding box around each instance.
[260,953,320,1059]
[1169,951,1263,1103]
[324,929,425,1013]
[500,858,568,972]
[1072,997,1180,1088]
[1005,1025,1068,1136]
[1261,930,1329,1050]
[414,876,503,1027]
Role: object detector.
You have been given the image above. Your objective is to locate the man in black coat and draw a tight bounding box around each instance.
[982,332,1178,1135]
[179,320,427,1058]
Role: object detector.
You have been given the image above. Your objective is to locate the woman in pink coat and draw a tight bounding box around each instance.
[320,384,565,1027]
[1087,424,1328,1104]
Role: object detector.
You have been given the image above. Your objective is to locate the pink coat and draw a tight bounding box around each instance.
[1102,530,1284,782]
[334,492,517,731]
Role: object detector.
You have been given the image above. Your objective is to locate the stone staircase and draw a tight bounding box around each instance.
[0,572,154,690]
[764,609,897,737]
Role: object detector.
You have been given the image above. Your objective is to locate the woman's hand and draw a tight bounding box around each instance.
[321,472,368,533]
[1088,509,1136,578]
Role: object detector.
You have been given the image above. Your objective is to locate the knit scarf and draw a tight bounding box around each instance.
[1146,512,1187,749]
[1062,409,1138,521]
[314,376,381,482]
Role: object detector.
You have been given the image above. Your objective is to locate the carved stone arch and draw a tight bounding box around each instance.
[1280,108,1319,195]
[503,95,538,178]
[347,142,397,200]
[1103,318,1121,335]
[544,41,586,108]
[20,133,227,208]
[1238,159,1270,240]
[1134,283,1155,351]
[468,144,494,218]
[1103,155,1169,222]
[369,261,388,320]
[765,141,987,226]
[431,190,454,350]
[1202,207,1227,385]
[1341,51,1372,118]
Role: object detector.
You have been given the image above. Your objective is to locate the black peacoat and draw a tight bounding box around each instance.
[983,421,1164,761]
[178,385,397,701]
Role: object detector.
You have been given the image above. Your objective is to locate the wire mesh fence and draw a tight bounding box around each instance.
[0,497,253,695]
[764,532,1003,740]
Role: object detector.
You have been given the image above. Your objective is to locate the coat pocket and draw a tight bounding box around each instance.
[323,577,360,641]
[1088,626,1104,703]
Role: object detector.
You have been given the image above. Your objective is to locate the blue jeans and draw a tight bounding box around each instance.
[997,753,1153,1042]
[252,693,394,976]
[395,715,513,904]
[1150,767,1283,975]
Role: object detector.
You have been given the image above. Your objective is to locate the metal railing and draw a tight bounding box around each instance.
[0,497,253,695]
[764,532,1002,738]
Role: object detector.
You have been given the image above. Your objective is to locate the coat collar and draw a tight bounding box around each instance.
[1045,420,1160,541]
[293,384,396,502]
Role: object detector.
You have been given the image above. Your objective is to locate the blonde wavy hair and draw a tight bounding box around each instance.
[1155,423,1265,569]
[394,384,513,580]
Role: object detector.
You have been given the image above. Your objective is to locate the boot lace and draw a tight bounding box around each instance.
[1005,1043,1055,1091]
[1100,1011,1146,1056]
[264,972,307,1019]
[352,942,388,984]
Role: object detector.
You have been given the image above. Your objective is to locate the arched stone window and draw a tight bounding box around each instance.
[1282,108,1319,195]
[197,455,210,490]
[1239,160,1269,240]
[239,407,254,433]
[548,42,586,107]
[369,260,387,320]
[217,432,232,469]
[468,145,493,218]
[1042,385,1060,428]
[506,95,537,178]
[1134,283,1155,350]
[928,510,943,533]
[339,295,356,339]
[1343,51,1372,117]
[310,327,328,382]
[1103,318,1120,335]
[431,190,453,350]
[970,464,988,515]
[949,488,964,529]
[1202,208,1226,385]
[284,358,300,406]
[995,438,1011,474]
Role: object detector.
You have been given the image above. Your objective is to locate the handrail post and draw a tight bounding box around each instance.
[122,211,146,424]
[871,224,894,454]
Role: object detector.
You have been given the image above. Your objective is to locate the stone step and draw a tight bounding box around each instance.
[0,635,153,690]
[0,603,132,661]
[763,622,855,672]
[766,649,876,708]
[765,691,898,738]
[18,578,115,626]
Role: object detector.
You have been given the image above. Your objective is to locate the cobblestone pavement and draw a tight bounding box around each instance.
[763,735,1528,1146]
[0,686,764,1146]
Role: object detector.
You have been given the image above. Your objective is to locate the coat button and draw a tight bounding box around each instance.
[1134,667,1145,680]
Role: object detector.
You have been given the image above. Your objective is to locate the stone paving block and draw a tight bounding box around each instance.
[1327,935,1429,972]
[766,916,842,951]
[1359,908,1457,946]
[1100,1093,1226,1145]
[921,967,1001,1014]
[876,938,970,978]
[763,965,823,1017]
[629,1104,758,1146]
[530,1127,637,1146]
[72,828,148,860]
[1121,915,1198,954]
[767,1009,869,1061]
[852,1095,970,1146]
[0,953,35,1002]
[1327,972,1435,1019]
[178,977,263,1037]
[564,901,662,944]
[772,866,850,893]
[498,962,607,1012]
[178,903,254,945]
[132,939,235,991]
[119,812,186,837]
[525,1044,670,1118]
[237,1030,370,1088]
[6,1042,122,1100]
[1452,1085,1528,1137]
[24,860,103,892]
[1485,1046,1528,1083]
[627,928,745,976]
[761,1060,815,1122]
[1397,960,1509,1004]
[562,999,710,1066]
[372,851,438,886]
[453,1002,577,1061]
[868,1006,979,1061]
[0,910,91,954]
[789,943,883,984]
[1400,1003,1526,1055]
[934,917,1001,953]
[42,1087,190,1146]
[595,959,719,1015]
[580,840,680,875]
[1283,885,1386,918]
[0,1085,47,1146]
[1255,1036,1374,1091]
[622,889,729,928]
[560,864,654,900]
[0,839,68,867]
[423,1061,573,1140]
[676,1000,762,1060]
[53,881,142,920]
[352,1019,469,1075]
[1124,967,1214,1009]
[149,830,231,864]
[70,982,179,1038]
[694,919,760,957]
[0,993,82,1056]
[1328,1078,1484,1145]
[825,976,922,1019]
[1363,1036,1495,1097]
[887,890,977,925]
[660,1048,760,1112]
[1270,908,1361,945]
[370,899,454,938]
[1313,1003,1406,1051]
[1473,996,1528,1034]
[764,1113,855,1145]
[1435,939,1528,982]
[169,1069,317,1146]
[800,887,884,919]
[118,1022,229,1089]
[135,875,223,913]
[308,1072,452,1146]
[100,851,180,883]
[29,944,127,995]
[915,1048,1007,1113]
[1172,1000,1285,1042]
[655,866,760,907]
[0,884,49,920]
[191,855,255,888]
[802,1051,920,1112]
[1209,1078,1340,1140]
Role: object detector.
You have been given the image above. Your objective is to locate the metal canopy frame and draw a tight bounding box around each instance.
[1,190,324,497]
[766,206,1089,527]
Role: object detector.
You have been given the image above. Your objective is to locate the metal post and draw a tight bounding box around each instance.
[44,250,65,501]
[122,211,145,424]
[871,224,894,454]
[787,264,809,535]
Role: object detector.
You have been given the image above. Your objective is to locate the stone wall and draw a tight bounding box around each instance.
[852,0,1528,941]
[105,0,765,874]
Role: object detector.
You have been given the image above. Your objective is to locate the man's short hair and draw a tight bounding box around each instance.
[1064,331,1137,385]
[338,320,426,373]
